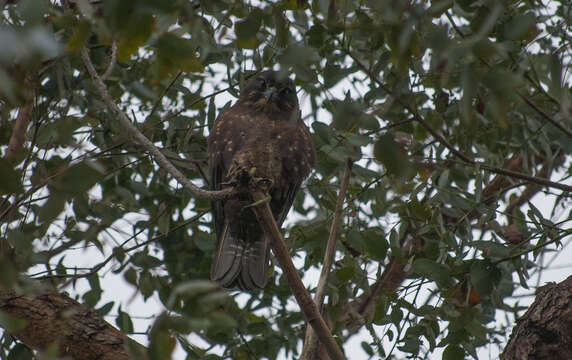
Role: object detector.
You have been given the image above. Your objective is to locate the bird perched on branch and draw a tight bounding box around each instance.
[208,70,315,291]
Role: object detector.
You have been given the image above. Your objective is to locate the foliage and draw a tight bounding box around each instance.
[1,0,571,359]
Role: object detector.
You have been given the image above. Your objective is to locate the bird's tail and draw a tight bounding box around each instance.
[210,220,270,291]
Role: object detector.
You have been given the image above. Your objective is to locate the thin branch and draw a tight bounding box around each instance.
[344,46,572,193]
[5,75,35,163]
[495,230,572,265]
[80,47,234,201]
[250,191,345,360]
[476,162,572,193]
[101,40,117,80]
[518,93,572,139]
[301,159,352,360]
[447,10,572,140]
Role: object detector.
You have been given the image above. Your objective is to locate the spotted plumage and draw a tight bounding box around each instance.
[208,71,315,290]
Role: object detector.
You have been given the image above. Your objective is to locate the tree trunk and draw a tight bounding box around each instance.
[502,275,572,359]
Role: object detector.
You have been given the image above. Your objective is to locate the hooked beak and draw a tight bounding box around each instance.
[263,87,278,102]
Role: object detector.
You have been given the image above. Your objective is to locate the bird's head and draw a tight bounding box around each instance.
[240,71,299,118]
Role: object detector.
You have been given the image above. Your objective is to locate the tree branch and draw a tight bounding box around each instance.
[80,47,234,201]
[343,46,572,193]
[301,159,352,360]
[0,288,147,360]
[101,40,118,80]
[5,75,35,164]
[250,191,345,360]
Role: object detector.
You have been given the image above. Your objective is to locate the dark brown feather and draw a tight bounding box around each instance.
[208,71,315,291]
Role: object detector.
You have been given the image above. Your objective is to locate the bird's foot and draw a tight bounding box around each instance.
[251,176,273,192]
[243,194,272,209]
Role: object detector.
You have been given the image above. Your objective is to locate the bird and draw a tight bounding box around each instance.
[208,70,315,291]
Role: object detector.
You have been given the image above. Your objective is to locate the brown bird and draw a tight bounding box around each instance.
[208,71,315,290]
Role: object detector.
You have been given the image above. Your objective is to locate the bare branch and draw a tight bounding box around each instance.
[5,76,35,164]
[302,159,352,360]
[250,191,345,360]
[80,47,234,201]
[518,94,572,139]
[101,40,118,80]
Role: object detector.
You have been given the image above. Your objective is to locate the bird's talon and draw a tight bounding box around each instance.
[243,195,272,209]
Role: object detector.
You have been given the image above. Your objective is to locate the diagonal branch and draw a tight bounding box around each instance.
[0,287,147,360]
[301,159,352,360]
[80,47,234,201]
[250,191,345,360]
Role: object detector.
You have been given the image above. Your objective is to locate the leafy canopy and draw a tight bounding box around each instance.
[0,0,571,359]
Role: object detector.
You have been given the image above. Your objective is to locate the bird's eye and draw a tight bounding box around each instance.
[257,77,267,88]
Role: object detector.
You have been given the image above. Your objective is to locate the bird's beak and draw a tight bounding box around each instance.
[263,87,277,102]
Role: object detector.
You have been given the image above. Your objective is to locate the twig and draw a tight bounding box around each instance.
[5,76,35,163]
[446,10,572,140]
[476,162,572,193]
[518,93,572,139]
[80,47,234,200]
[101,40,117,80]
[343,46,572,193]
[495,230,572,265]
[301,159,352,360]
[250,191,345,360]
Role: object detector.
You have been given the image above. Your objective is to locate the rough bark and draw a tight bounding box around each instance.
[502,276,572,360]
[0,288,146,360]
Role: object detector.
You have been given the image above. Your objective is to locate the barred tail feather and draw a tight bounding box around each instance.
[210,221,270,291]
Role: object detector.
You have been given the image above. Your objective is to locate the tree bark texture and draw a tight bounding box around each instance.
[502,275,572,360]
[0,289,143,360]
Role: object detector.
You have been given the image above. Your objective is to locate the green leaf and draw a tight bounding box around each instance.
[17,0,48,25]
[52,161,105,194]
[373,134,414,178]
[66,20,91,52]
[6,231,33,254]
[0,159,23,195]
[155,33,204,79]
[124,267,137,285]
[235,10,263,49]
[364,229,388,261]
[7,343,34,360]
[503,13,537,41]
[118,14,153,61]
[361,341,374,356]
[413,259,453,288]
[443,344,465,360]
[470,260,499,297]
[407,199,431,220]
[149,330,176,360]
[0,312,27,332]
[116,306,134,334]
[170,280,217,305]
[96,301,115,316]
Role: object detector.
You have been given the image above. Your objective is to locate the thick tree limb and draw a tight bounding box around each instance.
[80,47,234,201]
[0,288,146,360]
[301,159,352,360]
[502,276,572,359]
[250,191,345,360]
